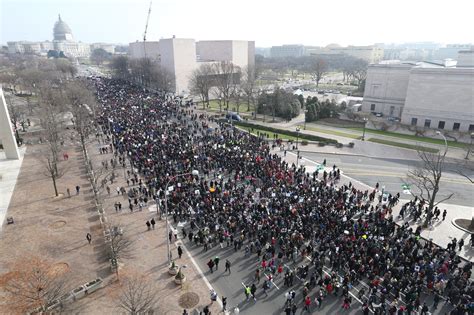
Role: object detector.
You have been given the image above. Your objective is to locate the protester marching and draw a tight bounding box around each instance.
[92,77,472,315]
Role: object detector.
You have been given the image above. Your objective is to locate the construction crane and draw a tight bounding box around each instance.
[143,0,152,59]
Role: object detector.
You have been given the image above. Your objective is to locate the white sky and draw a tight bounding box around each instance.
[1,0,473,47]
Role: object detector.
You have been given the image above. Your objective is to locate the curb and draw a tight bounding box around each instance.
[452,218,474,234]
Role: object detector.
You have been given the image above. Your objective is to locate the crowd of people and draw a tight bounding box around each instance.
[92,77,473,315]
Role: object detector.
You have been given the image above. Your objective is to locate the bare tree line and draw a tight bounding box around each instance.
[109,56,176,93]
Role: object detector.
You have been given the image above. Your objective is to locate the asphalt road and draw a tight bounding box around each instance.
[298,152,474,207]
[172,222,456,315]
[178,230,366,315]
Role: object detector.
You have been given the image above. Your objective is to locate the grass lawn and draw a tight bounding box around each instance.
[237,126,299,141]
[349,128,466,149]
[204,100,254,114]
[367,138,439,153]
[299,125,361,140]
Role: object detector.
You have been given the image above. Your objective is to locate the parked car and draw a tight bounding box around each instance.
[225,112,243,121]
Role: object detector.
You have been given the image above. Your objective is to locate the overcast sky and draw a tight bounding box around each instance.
[1,0,473,47]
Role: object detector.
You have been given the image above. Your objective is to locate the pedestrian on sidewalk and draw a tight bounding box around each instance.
[222,296,227,311]
[244,285,251,301]
[214,256,220,270]
[291,303,297,315]
[75,185,80,195]
[150,218,156,229]
[304,295,311,312]
[250,283,257,300]
[458,238,465,251]
[210,289,217,304]
[146,221,151,230]
[442,209,447,221]
[225,259,231,274]
[106,186,111,195]
[207,259,215,273]
[67,188,71,198]
[86,233,92,244]
[178,245,183,259]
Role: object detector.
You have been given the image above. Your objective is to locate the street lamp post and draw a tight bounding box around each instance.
[304,109,308,130]
[362,117,368,141]
[296,127,300,150]
[435,131,448,157]
[465,133,474,160]
[164,170,199,264]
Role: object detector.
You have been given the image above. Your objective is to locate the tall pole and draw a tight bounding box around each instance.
[304,109,308,130]
[362,118,367,141]
[296,127,300,150]
[436,131,448,157]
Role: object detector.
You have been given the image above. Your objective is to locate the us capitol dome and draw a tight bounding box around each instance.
[53,14,74,41]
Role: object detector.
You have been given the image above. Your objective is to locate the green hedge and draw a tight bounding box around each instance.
[225,120,338,144]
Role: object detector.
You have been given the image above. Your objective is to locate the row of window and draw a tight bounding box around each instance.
[410,118,474,131]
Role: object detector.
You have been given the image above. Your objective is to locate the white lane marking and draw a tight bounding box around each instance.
[171,222,223,309]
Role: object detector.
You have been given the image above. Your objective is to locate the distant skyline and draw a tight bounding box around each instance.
[1,0,473,47]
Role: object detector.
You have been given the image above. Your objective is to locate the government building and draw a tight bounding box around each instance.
[361,49,474,133]
[129,38,255,95]
[7,15,114,58]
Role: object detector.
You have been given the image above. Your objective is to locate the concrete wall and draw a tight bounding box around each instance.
[0,87,20,159]
[197,41,233,62]
[166,38,197,94]
[362,64,412,118]
[129,41,161,60]
[401,68,474,132]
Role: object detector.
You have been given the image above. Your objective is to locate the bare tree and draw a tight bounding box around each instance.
[65,81,97,161]
[153,65,175,93]
[189,64,213,109]
[110,56,130,80]
[90,48,111,66]
[352,59,368,89]
[241,65,258,113]
[407,148,454,226]
[54,59,77,79]
[107,223,134,278]
[214,61,239,111]
[41,151,68,197]
[310,58,328,87]
[38,88,64,164]
[0,256,71,314]
[231,88,243,114]
[116,271,159,314]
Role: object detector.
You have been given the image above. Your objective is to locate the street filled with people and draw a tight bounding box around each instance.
[93,77,473,314]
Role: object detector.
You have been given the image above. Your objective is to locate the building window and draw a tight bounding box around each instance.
[424,119,431,128]
[411,118,418,126]
[438,121,445,130]
[370,104,376,111]
[453,123,460,131]
[469,124,474,131]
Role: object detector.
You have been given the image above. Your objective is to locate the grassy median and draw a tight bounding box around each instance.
[367,138,439,153]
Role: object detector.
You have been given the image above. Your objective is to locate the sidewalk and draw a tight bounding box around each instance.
[62,134,221,314]
[244,114,468,161]
[273,148,474,262]
[0,147,26,231]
